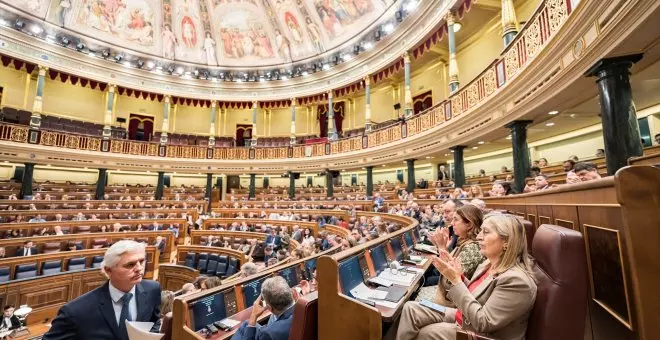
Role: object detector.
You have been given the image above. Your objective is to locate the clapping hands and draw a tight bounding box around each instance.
[431,249,463,285]
[429,228,451,250]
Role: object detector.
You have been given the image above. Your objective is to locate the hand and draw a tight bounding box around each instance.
[299,280,312,295]
[248,295,269,326]
[429,228,449,250]
[432,250,462,285]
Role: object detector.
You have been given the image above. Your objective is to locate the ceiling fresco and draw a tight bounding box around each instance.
[2,0,392,67]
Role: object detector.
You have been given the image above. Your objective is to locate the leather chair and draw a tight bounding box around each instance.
[206,254,219,275]
[522,219,535,253]
[225,257,238,278]
[197,253,209,273]
[0,267,9,282]
[183,252,197,268]
[215,255,228,277]
[456,224,588,340]
[91,255,104,268]
[76,225,91,233]
[15,263,38,280]
[93,239,108,249]
[160,312,173,340]
[288,296,318,340]
[68,257,87,271]
[42,260,63,275]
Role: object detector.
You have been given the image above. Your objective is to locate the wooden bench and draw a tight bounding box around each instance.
[0,199,206,211]
[201,218,319,236]
[190,230,300,253]
[0,208,199,224]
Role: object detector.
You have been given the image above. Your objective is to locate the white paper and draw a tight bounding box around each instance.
[220,318,241,328]
[374,299,399,308]
[377,271,416,285]
[126,321,164,340]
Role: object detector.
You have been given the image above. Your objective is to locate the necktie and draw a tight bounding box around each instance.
[118,292,133,336]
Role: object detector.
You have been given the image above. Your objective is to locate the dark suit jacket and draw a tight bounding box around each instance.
[0,315,21,330]
[265,235,281,248]
[15,247,38,257]
[43,280,161,340]
[231,305,295,340]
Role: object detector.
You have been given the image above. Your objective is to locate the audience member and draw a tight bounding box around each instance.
[0,305,20,331]
[240,262,258,278]
[538,158,548,167]
[596,148,605,157]
[159,290,174,318]
[394,215,537,340]
[231,276,296,340]
[438,166,450,181]
[16,240,38,257]
[574,162,602,182]
[201,277,222,290]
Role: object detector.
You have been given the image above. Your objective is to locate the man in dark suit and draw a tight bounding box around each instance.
[43,240,161,340]
[438,165,450,181]
[232,277,296,340]
[264,229,281,250]
[0,305,21,331]
[16,241,38,257]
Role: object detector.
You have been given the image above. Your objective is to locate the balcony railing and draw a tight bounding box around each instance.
[0,0,574,161]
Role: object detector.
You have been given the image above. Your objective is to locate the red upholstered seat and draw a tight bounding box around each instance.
[288,296,318,340]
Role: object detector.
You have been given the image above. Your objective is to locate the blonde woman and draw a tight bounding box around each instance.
[467,185,483,199]
[397,215,537,340]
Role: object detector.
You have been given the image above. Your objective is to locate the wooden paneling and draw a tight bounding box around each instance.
[158,264,199,292]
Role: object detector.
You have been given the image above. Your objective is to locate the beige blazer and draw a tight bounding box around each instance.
[443,261,537,340]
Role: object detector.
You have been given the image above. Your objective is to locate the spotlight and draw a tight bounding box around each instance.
[137,59,145,68]
[332,55,339,65]
[193,69,199,77]
[219,72,225,79]
[453,22,462,33]
[114,54,123,62]
[75,42,86,51]
[30,25,42,35]
[404,0,418,11]
[374,30,381,41]
[353,45,360,54]
[383,23,394,34]
[322,63,330,70]
[363,41,373,50]
[15,20,24,29]
[102,50,110,58]
[175,67,184,75]
[167,65,174,74]
[60,36,70,45]
[146,60,155,69]
[395,11,403,23]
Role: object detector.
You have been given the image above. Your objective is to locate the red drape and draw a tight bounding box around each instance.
[128,113,154,141]
[317,102,345,138]
[413,90,433,114]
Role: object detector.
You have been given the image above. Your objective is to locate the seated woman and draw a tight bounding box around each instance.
[397,215,537,340]
[417,205,485,301]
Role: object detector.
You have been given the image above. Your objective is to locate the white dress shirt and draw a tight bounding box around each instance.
[108,282,137,326]
[1,316,12,329]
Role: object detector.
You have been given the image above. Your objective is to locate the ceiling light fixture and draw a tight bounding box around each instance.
[146,61,155,69]
[478,141,485,145]
[364,42,373,50]
[383,23,394,34]
[404,0,418,11]
[548,110,559,115]
[123,61,131,68]
[472,146,478,150]
[453,22,462,33]
[546,122,555,126]
[322,63,330,70]
[30,25,42,35]
[75,42,85,51]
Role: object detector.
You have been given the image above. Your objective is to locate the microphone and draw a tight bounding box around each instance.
[389,261,401,270]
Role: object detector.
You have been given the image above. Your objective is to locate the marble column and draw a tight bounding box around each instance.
[95,168,107,200]
[403,52,413,118]
[505,120,532,193]
[327,91,338,141]
[366,166,374,198]
[586,54,644,175]
[447,13,460,93]
[288,171,296,199]
[364,76,373,132]
[30,66,48,129]
[501,0,519,46]
[249,174,256,199]
[451,146,466,188]
[290,98,297,145]
[326,170,334,197]
[251,101,258,147]
[406,159,416,193]
[155,171,165,200]
[160,95,171,145]
[209,101,217,147]
[102,85,116,139]
[206,173,213,211]
[19,163,34,199]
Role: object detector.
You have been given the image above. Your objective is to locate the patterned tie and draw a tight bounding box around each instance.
[118,292,133,336]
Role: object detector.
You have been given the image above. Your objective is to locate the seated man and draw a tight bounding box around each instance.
[16,240,38,257]
[231,277,296,340]
[0,305,21,331]
[28,214,46,223]
[574,162,602,182]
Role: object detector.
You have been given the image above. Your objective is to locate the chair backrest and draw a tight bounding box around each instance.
[15,263,38,280]
[527,224,588,340]
[205,254,219,274]
[226,257,238,277]
[68,257,87,271]
[522,219,535,253]
[43,242,62,254]
[215,255,228,277]
[184,252,197,268]
[161,312,173,340]
[0,267,9,282]
[288,296,318,340]
[91,255,104,268]
[42,260,63,275]
[197,253,209,272]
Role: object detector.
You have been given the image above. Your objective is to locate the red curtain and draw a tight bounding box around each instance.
[413,90,433,114]
[128,114,154,141]
[317,102,345,138]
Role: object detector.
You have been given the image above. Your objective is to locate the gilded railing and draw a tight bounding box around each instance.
[0,0,575,160]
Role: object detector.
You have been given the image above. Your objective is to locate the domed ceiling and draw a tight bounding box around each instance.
[3,0,392,68]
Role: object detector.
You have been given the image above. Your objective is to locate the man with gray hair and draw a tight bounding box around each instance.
[240,262,259,278]
[232,276,296,340]
[44,240,161,340]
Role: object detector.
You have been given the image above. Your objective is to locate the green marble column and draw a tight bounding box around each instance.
[249,174,256,199]
[406,159,415,193]
[366,166,374,198]
[95,168,107,200]
[451,146,466,188]
[19,163,34,199]
[155,171,165,200]
[505,121,532,193]
[289,172,296,199]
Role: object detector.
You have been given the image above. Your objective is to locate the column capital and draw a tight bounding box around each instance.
[37,65,48,75]
[450,145,467,151]
[446,11,456,25]
[328,90,333,99]
[211,100,217,108]
[364,76,370,86]
[403,51,411,64]
[252,100,258,109]
[163,95,171,103]
[365,165,374,169]
[405,158,416,163]
[290,98,296,106]
[585,54,643,80]
[505,120,533,130]
[107,84,117,92]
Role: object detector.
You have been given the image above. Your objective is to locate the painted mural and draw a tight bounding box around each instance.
[0,0,391,67]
